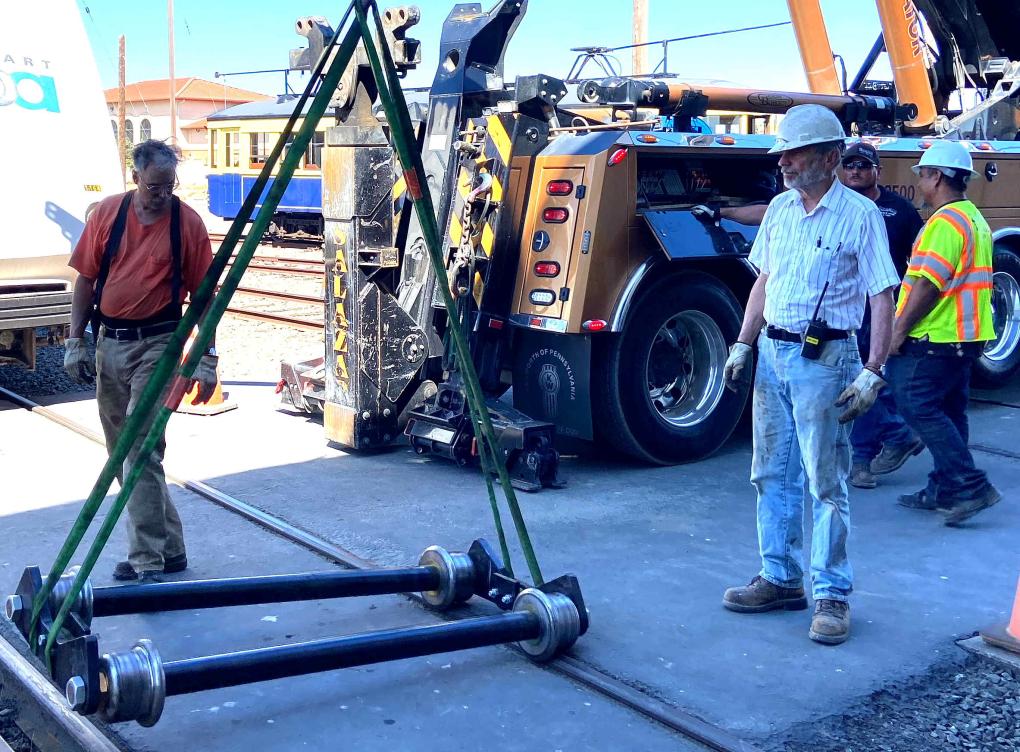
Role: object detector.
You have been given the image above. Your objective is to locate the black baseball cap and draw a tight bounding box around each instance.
[843,142,880,166]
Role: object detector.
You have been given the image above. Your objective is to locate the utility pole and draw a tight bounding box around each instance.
[632,0,648,75]
[118,35,127,188]
[168,0,176,145]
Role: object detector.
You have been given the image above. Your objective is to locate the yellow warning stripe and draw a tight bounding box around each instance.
[450,213,463,246]
[487,115,512,164]
[393,175,406,200]
[481,222,494,257]
[472,271,484,306]
[457,169,472,200]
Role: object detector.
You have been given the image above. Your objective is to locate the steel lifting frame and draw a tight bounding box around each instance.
[4,0,586,728]
[4,541,586,727]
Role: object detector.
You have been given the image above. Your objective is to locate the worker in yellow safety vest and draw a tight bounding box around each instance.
[887,140,1000,526]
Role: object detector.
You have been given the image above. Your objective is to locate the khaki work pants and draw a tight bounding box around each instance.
[96,332,186,572]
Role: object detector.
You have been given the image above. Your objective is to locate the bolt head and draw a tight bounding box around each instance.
[4,595,23,621]
[66,676,87,711]
[487,588,499,598]
[500,594,513,605]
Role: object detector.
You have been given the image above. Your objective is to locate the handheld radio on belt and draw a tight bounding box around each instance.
[801,281,831,360]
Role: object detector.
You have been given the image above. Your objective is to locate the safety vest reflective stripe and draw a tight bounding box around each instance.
[957,290,977,340]
[908,249,955,287]
[944,267,993,292]
[939,206,976,267]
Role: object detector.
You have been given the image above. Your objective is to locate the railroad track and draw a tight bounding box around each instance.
[0,384,759,752]
[210,232,322,249]
[214,256,326,330]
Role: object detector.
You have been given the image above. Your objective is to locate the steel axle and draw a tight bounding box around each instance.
[6,545,484,645]
[72,588,581,726]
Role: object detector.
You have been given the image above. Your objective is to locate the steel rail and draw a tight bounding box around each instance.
[211,233,321,249]
[0,626,119,752]
[230,286,323,305]
[228,254,322,266]
[223,307,324,331]
[0,385,757,752]
[231,262,323,278]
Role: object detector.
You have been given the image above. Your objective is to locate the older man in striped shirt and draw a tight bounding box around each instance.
[720,105,900,645]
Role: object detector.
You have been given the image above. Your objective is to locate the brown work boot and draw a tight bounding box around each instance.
[849,463,877,489]
[943,485,1003,527]
[870,438,924,475]
[723,575,807,613]
[809,599,850,645]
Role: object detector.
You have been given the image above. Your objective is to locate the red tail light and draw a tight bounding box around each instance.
[582,319,607,332]
[608,148,628,166]
[534,261,560,277]
[542,207,569,223]
[547,180,573,195]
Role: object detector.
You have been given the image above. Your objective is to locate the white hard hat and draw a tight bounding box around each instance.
[911,140,979,179]
[767,104,846,154]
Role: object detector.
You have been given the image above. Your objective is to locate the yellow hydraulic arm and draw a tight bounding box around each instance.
[786,0,842,95]
[788,0,937,128]
[874,0,936,128]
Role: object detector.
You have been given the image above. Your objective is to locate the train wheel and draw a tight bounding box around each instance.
[974,245,1020,389]
[593,272,750,464]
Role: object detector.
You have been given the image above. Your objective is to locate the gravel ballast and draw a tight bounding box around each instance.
[773,653,1020,752]
[0,702,37,752]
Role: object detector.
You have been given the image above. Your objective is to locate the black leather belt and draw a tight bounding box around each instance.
[100,320,178,341]
[766,325,848,343]
[901,337,984,357]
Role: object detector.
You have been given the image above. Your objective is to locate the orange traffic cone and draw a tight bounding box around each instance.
[981,576,1020,654]
[174,334,237,416]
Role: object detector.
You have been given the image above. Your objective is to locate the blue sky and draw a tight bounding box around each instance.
[79,0,891,96]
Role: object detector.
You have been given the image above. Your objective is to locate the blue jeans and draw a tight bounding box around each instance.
[851,309,916,463]
[751,333,859,602]
[886,342,991,503]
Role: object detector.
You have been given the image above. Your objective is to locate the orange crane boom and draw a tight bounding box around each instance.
[786,0,842,95]
[874,0,937,128]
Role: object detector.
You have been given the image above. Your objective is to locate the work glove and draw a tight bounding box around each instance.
[723,342,753,392]
[189,354,220,404]
[63,338,96,384]
[835,368,886,424]
[691,204,721,226]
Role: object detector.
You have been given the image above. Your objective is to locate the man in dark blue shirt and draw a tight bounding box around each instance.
[840,142,926,489]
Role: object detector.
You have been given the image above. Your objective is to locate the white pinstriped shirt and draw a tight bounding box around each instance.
[749,178,899,333]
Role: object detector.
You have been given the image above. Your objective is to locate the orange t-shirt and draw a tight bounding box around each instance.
[69,192,213,320]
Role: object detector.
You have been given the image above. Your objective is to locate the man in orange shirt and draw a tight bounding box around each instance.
[64,140,218,583]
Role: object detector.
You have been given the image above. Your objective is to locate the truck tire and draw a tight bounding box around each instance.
[973,245,1020,389]
[593,272,750,464]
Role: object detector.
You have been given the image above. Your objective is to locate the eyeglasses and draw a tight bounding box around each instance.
[841,160,875,171]
[141,177,180,196]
